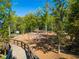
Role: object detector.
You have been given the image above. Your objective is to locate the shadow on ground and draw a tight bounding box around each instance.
[30,34,58,53]
[28,33,79,59]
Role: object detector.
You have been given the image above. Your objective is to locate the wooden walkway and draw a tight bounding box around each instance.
[11,44,27,59]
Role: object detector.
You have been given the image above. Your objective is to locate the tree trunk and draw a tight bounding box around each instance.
[58,41,61,54]
[45,25,47,32]
[45,25,48,39]
[8,25,11,37]
[57,34,61,54]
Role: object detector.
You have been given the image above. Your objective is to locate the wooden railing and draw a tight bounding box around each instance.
[11,39,35,59]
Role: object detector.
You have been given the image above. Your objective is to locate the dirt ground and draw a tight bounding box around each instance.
[34,50,59,59]
[12,32,79,59]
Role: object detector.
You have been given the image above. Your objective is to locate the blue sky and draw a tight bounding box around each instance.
[12,0,49,16]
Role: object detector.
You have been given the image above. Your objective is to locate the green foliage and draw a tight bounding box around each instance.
[0,0,78,53]
[24,13,37,32]
[0,0,12,41]
[64,0,79,52]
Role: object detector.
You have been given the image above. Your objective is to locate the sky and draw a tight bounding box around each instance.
[12,0,49,16]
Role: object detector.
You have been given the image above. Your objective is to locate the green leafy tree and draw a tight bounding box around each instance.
[35,8,44,30]
[0,0,12,41]
[52,0,67,54]
[24,13,37,32]
[43,0,49,32]
[64,0,79,52]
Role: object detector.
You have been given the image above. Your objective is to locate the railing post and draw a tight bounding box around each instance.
[21,42,23,48]
[22,43,24,49]
[24,44,26,49]
[17,41,18,45]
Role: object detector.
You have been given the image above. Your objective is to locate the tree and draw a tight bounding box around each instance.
[51,0,67,54]
[0,0,12,41]
[64,0,79,52]
[43,0,49,32]
[35,8,44,30]
[24,13,37,32]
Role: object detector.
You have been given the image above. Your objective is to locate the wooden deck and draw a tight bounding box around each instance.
[11,44,27,59]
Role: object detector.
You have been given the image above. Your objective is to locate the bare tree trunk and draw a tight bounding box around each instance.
[45,25,47,33]
[57,34,61,54]
[8,25,10,37]
[58,40,61,54]
[45,25,48,39]
[22,30,25,34]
